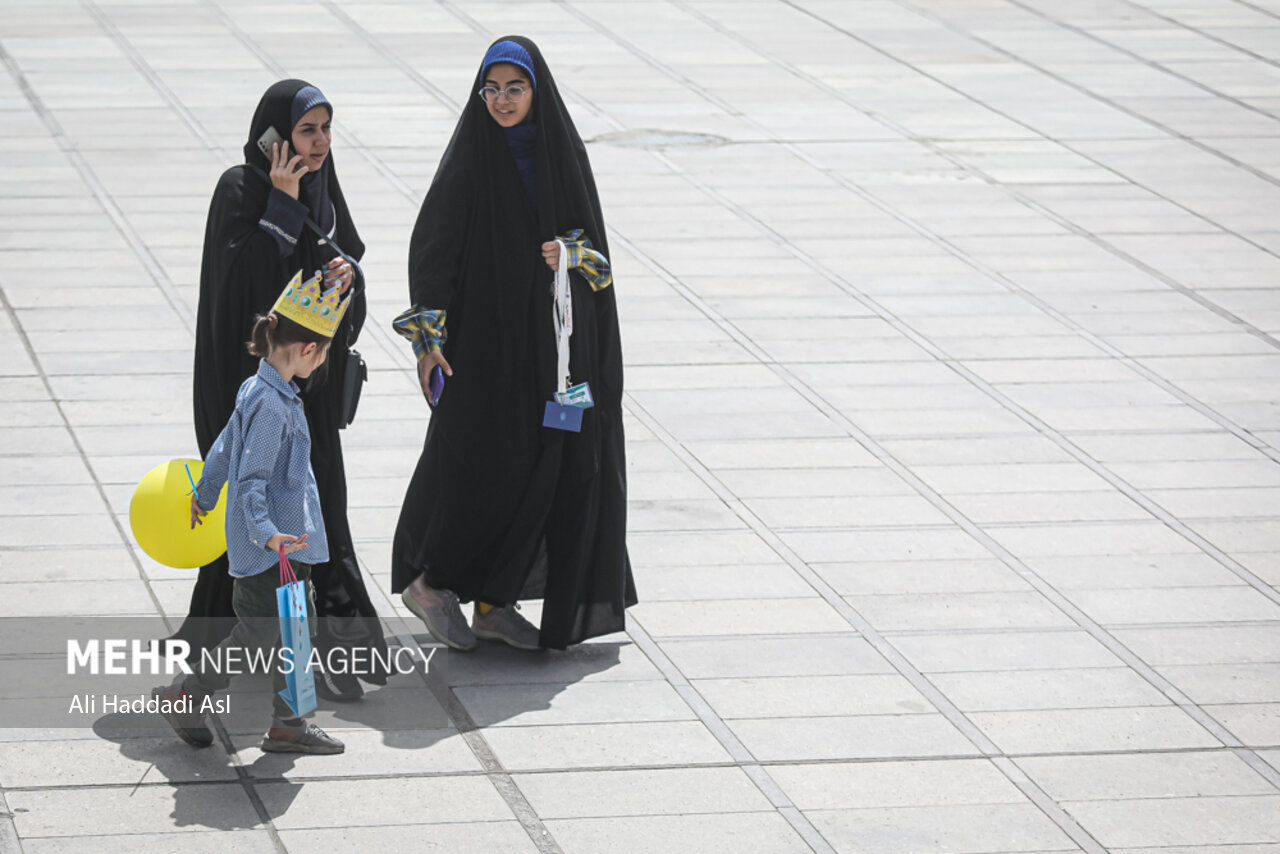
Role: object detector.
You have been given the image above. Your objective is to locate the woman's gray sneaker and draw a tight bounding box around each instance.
[401,575,478,651]
[472,604,541,650]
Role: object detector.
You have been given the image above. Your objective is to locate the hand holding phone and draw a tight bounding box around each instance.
[418,352,451,408]
[263,131,307,200]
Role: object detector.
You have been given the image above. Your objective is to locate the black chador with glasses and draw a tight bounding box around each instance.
[391,37,635,650]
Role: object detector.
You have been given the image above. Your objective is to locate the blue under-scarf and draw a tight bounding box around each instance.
[503,122,537,206]
[290,85,335,235]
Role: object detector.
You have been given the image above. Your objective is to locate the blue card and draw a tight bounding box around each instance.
[543,401,584,432]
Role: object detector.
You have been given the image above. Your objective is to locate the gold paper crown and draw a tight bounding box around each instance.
[271,270,351,338]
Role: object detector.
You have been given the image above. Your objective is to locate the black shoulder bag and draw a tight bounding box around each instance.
[248,165,368,428]
[301,217,366,430]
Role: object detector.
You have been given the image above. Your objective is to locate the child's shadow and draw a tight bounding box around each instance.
[92,637,627,828]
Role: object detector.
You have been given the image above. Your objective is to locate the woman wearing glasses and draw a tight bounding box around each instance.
[391,37,635,651]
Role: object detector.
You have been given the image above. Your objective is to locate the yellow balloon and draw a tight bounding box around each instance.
[129,458,228,569]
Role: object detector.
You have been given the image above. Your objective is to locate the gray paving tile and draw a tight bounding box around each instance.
[660,636,893,679]
[1067,587,1280,624]
[807,803,1078,854]
[275,824,540,854]
[512,767,772,819]
[846,591,1074,632]
[970,707,1221,754]
[1158,663,1280,705]
[481,721,733,771]
[632,598,851,637]
[454,680,693,727]
[1063,795,1280,848]
[19,831,279,854]
[816,559,1028,595]
[928,668,1168,712]
[544,813,812,854]
[6,783,260,836]
[890,631,1123,673]
[695,673,934,718]
[256,777,515,828]
[770,759,1025,810]
[1017,751,1280,801]
[1204,704,1280,747]
[729,714,980,762]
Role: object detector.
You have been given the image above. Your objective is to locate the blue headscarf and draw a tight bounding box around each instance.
[482,41,538,206]
[481,40,536,92]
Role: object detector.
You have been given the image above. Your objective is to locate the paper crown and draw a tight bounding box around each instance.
[271,269,351,338]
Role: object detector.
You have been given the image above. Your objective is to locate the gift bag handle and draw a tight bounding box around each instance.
[278,545,298,586]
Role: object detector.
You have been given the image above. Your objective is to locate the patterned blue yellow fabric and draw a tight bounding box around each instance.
[392,233,608,360]
[557,229,612,292]
[392,306,448,360]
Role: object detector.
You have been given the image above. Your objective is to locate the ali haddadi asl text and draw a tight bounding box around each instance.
[67,692,229,715]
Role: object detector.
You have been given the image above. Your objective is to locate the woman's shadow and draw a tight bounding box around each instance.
[92,634,629,829]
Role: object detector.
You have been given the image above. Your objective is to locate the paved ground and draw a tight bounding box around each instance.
[2,0,1280,852]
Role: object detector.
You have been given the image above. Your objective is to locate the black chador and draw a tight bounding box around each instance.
[173,79,388,691]
[391,37,636,649]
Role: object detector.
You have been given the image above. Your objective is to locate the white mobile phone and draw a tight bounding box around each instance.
[256,126,285,159]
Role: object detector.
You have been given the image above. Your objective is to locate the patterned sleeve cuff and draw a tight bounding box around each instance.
[258,189,307,258]
[557,228,613,291]
[392,307,447,361]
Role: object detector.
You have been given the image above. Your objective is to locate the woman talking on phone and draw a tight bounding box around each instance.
[391,37,635,652]
[172,79,388,699]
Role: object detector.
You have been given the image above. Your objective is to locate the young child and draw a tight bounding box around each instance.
[154,269,350,754]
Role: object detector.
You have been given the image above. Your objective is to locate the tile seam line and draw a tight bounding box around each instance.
[317,5,832,852]
[0,82,173,627]
[893,0,1280,194]
[0,44,194,335]
[0,787,20,854]
[613,177,1280,605]
[1025,0,1280,110]
[675,0,1280,363]
[95,0,420,387]
[551,0,1280,710]
[192,6,561,852]
[762,0,1280,330]
[1123,0,1280,64]
[4,744,1273,788]
[559,1,1280,466]
[624,621,841,854]
[625,395,1111,854]
[0,286,246,848]
[551,2,1276,827]
[1228,0,1280,22]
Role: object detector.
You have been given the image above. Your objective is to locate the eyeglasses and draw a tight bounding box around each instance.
[477,85,529,104]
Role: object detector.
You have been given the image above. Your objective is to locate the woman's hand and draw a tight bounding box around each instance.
[418,349,452,406]
[267,532,309,555]
[541,240,561,271]
[324,256,355,294]
[190,495,207,530]
[270,141,308,199]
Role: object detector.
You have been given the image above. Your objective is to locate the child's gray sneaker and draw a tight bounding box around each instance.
[260,721,344,755]
[402,575,477,651]
[472,604,541,650]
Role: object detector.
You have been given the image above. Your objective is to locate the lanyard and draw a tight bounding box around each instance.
[551,240,572,395]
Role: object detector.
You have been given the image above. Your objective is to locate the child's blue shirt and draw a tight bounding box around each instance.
[195,359,329,576]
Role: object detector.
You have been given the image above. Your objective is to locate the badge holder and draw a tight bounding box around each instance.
[544,241,591,434]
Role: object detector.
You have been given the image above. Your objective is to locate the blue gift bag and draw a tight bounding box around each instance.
[275,549,316,717]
